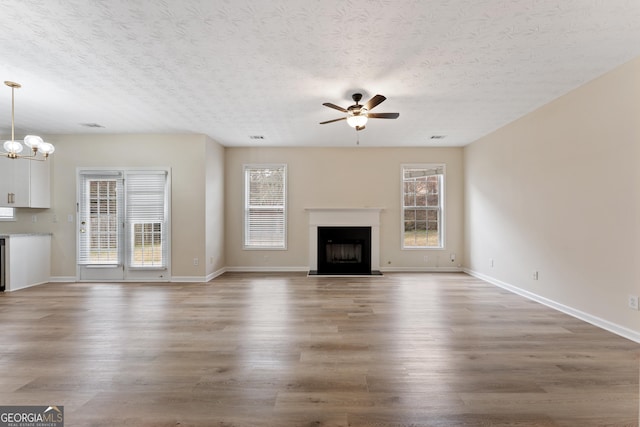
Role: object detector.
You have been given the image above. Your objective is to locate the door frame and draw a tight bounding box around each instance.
[76,167,171,282]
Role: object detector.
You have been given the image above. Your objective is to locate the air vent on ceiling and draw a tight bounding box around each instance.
[80,123,105,128]
[430,135,446,140]
[249,135,265,140]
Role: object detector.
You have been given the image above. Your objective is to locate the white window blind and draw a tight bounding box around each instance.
[244,164,286,249]
[78,172,124,265]
[0,207,15,221]
[125,171,168,268]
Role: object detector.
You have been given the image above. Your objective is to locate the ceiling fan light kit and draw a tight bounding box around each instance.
[1,81,55,161]
[320,92,399,132]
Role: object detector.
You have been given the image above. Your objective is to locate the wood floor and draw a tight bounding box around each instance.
[0,272,637,427]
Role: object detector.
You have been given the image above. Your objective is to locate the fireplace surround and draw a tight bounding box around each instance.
[306,208,382,275]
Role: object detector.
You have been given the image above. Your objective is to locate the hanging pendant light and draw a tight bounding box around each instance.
[1,81,54,160]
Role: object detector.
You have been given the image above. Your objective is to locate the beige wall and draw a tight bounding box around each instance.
[0,134,225,281]
[464,57,640,338]
[205,136,226,277]
[224,147,464,270]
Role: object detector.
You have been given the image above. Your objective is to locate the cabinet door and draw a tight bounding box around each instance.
[0,155,50,208]
[28,159,50,208]
[0,156,35,207]
[10,159,30,207]
[0,156,12,207]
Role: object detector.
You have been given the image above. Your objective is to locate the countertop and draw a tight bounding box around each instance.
[0,233,52,238]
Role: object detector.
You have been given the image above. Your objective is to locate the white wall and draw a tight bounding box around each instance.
[224,147,464,271]
[464,57,640,340]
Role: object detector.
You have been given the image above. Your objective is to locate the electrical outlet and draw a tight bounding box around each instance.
[31,215,37,223]
[193,258,199,266]
[423,255,429,263]
[450,253,456,262]
[628,295,639,310]
[532,271,539,280]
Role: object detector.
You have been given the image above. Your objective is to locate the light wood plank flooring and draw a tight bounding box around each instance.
[0,272,638,426]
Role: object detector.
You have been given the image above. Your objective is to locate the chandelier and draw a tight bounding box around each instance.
[1,81,54,160]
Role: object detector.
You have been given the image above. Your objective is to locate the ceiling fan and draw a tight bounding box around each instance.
[320,93,399,131]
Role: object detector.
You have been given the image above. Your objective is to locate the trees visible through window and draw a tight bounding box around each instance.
[402,165,444,248]
[244,164,287,249]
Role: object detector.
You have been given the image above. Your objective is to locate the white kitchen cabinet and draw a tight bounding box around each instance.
[0,155,50,208]
[0,233,51,292]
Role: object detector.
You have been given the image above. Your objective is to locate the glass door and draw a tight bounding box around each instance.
[78,172,125,280]
[77,169,169,281]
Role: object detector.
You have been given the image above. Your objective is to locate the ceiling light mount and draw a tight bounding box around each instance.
[1,81,54,161]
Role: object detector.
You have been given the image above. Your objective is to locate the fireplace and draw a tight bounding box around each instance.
[317,226,371,275]
[306,208,382,276]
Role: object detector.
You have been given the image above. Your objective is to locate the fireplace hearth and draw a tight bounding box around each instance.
[317,226,371,275]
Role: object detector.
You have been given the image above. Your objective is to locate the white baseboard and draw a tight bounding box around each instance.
[381,266,463,273]
[224,266,309,273]
[205,267,227,282]
[49,276,77,283]
[170,276,208,283]
[5,280,49,292]
[464,268,640,344]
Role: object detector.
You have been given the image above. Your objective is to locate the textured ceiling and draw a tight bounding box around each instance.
[0,0,639,147]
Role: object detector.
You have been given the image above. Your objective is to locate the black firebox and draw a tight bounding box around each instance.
[317,226,371,275]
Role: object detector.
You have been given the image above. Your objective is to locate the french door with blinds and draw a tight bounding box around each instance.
[77,169,170,281]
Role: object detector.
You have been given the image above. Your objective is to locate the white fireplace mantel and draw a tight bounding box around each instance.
[305,208,383,271]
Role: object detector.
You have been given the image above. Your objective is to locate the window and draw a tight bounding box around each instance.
[0,207,15,221]
[402,164,444,249]
[126,171,168,268]
[244,164,286,249]
[78,173,123,265]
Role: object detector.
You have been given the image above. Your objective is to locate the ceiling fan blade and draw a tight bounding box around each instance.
[319,117,347,125]
[368,112,399,119]
[322,102,348,113]
[363,94,386,111]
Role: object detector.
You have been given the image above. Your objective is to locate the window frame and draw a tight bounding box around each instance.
[401,163,445,250]
[243,163,287,250]
[125,170,169,269]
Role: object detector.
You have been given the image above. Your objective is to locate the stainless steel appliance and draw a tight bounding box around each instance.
[0,238,5,291]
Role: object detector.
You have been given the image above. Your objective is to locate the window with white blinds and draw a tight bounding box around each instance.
[0,207,15,221]
[78,172,124,265]
[244,164,287,249]
[126,171,168,268]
